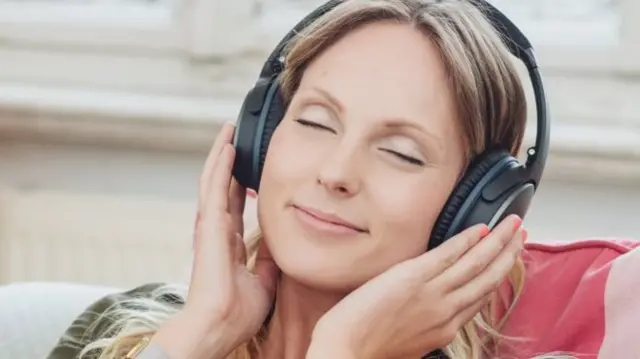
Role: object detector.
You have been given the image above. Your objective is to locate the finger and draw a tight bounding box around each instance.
[411,223,490,282]
[190,211,235,293]
[229,179,246,217]
[204,143,235,213]
[435,215,522,292]
[448,228,525,310]
[192,144,236,274]
[198,123,236,209]
[448,293,491,331]
[192,212,202,249]
[229,178,247,235]
[233,232,248,265]
[254,240,280,300]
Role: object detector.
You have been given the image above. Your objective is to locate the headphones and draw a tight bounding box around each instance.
[233,0,550,251]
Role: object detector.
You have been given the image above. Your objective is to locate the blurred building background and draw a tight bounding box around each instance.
[0,0,639,289]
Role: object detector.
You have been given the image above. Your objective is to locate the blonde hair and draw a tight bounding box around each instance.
[78,1,535,358]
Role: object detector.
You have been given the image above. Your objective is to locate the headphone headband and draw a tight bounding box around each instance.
[257,0,549,189]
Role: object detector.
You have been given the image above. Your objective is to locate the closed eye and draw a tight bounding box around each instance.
[295,119,337,134]
[379,148,425,166]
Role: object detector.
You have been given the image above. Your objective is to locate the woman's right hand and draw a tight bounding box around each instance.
[150,123,280,359]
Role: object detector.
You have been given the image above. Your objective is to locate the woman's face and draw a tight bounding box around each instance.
[257,21,466,292]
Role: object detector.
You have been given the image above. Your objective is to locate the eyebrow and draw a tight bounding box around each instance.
[383,119,444,151]
[309,86,444,150]
[310,86,345,113]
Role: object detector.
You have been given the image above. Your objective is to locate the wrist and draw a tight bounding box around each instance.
[306,339,357,359]
[307,326,359,359]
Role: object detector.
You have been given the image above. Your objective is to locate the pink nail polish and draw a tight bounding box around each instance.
[479,225,490,238]
[512,216,523,231]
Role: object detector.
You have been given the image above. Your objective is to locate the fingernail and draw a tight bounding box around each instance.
[521,228,529,243]
[479,225,490,238]
[512,215,523,231]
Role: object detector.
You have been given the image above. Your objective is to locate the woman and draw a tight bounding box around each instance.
[47,1,640,359]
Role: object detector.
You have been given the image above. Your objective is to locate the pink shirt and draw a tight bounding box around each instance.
[496,238,640,359]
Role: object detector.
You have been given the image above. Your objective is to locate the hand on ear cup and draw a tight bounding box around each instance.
[309,216,526,359]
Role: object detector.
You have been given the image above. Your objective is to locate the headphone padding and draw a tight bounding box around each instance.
[256,85,286,190]
[429,150,509,249]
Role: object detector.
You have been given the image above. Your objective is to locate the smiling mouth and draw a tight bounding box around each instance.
[292,205,367,235]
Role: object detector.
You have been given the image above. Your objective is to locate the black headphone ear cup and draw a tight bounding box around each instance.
[429,150,510,250]
[255,84,286,190]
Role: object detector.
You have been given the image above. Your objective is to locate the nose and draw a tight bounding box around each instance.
[316,141,362,197]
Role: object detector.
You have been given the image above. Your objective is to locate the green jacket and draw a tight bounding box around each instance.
[46,283,182,359]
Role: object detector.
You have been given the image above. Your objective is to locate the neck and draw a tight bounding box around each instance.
[261,275,345,359]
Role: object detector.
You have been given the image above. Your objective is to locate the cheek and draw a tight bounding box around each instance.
[261,123,318,188]
[370,169,458,255]
[258,122,325,227]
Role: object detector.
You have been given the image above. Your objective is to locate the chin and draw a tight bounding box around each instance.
[278,252,370,293]
[257,200,395,293]
[261,225,374,293]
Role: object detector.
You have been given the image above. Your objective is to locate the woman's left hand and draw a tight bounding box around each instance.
[307,215,525,359]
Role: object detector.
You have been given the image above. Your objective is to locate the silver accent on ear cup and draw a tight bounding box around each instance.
[488,184,531,229]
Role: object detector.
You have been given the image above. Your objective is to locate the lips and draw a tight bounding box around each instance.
[293,204,367,233]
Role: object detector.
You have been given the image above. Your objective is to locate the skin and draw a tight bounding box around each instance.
[150,20,524,359]
[258,21,466,359]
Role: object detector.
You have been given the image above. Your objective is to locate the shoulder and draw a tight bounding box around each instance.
[46,283,183,359]
[499,237,640,358]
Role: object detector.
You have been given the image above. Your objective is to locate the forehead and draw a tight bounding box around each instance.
[297,21,458,135]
